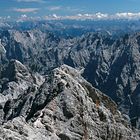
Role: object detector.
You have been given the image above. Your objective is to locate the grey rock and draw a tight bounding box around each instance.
[0,62,139,139]
[1,28,140,128]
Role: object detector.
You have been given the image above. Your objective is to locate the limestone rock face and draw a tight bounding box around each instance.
[0,61,139,140]
[1,28,140,136]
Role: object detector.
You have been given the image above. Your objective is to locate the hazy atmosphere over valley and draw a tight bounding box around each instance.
[1,0,140,140]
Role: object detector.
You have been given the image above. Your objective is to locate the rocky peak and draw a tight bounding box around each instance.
[0,64,139,140]
[3,59,32,81]
[0,60,44,106]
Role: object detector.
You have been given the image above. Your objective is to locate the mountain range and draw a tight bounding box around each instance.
[1,20,140,139]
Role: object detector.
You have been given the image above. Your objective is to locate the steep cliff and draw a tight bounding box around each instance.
[0,60,139,140]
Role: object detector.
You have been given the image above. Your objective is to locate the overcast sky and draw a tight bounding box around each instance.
[0,0,140,19]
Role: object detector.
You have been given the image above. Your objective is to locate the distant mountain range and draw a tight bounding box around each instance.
[1,20,140,139]
[1,20,140,36]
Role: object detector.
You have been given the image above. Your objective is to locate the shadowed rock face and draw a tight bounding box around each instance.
[0,60,139,140]
[1,30,140,128]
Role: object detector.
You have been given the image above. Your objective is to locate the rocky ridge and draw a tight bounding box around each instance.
[0,60,139,140]
[1,30,140,128]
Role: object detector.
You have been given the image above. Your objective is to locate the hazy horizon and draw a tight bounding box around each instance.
[0,0,140,20]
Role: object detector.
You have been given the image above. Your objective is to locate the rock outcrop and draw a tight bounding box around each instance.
[0,60,139,140]
[1,28,140,128]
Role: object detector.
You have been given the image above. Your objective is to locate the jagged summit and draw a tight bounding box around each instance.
[1,29,140,128]
[0,64,139,139]
[0,60,44,105]
[3,59,31,81]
